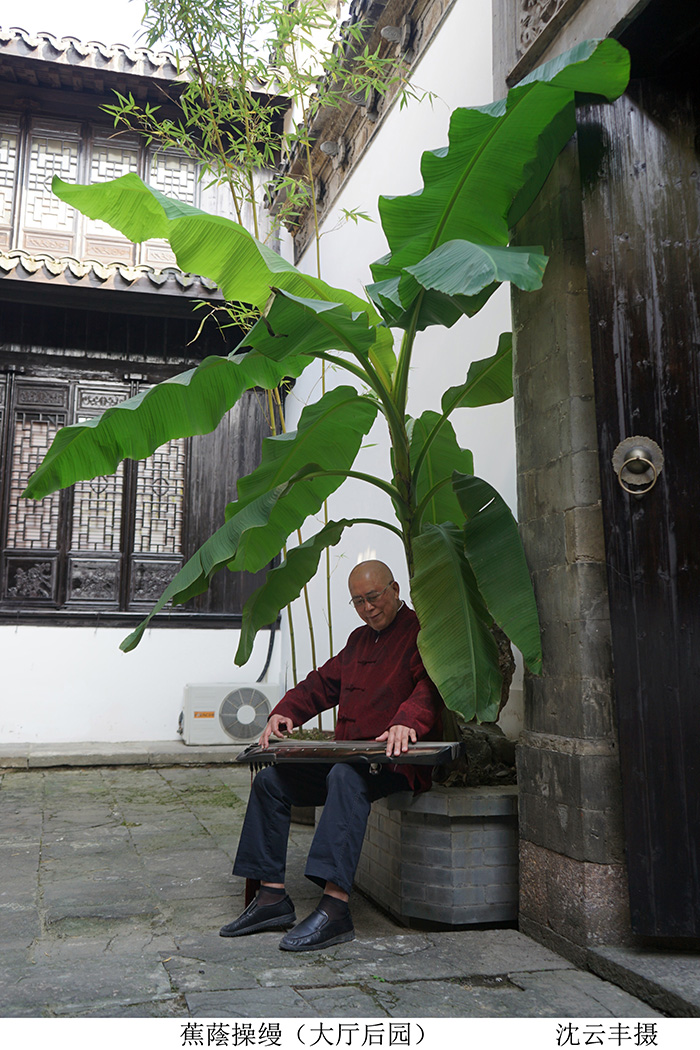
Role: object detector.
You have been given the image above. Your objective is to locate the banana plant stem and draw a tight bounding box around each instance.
[413,476,455,534]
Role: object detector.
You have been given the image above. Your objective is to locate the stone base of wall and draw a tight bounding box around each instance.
[353,785,519,926]
[519,839,634,965]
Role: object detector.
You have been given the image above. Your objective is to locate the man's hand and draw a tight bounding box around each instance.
[259,714,295,749]
[376,724,417,757]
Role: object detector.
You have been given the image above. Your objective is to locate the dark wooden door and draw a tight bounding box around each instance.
[578,70,700,937]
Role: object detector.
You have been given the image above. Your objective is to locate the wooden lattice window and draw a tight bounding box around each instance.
[0,111,198,264]
[0,373,187,616]
[0,367,270,623]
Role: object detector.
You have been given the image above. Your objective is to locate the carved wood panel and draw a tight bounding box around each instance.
[0,369,263,621]
[0,113,198,266]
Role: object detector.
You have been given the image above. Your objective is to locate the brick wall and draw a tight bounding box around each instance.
[509,143,632,963]
[353,786,518,925]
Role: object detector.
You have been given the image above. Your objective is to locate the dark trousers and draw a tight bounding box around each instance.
[232,762,410,895]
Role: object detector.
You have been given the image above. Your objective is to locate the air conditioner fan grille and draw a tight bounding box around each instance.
[219,687,272,742]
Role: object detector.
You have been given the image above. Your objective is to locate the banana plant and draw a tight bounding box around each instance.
[23,39,630,722]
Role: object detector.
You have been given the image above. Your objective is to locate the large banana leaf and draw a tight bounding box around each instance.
[406,241,547,298]
[235,518,354,666]
[22,351,310,500]
[368,241,545,332]
[120,479,301,651]
[244,289,379,361]
[217,387,379,575]
[453,472,542,672]
[369,38,630,329]
[366,271,499,332]
[408,334,513,506]
[53,174,396,383]
[411,522,502,721]
[53,174,376,319]
[231,386,378,513]
[408,413,474,530]
[441,332,513,414]
[121,389,378,650]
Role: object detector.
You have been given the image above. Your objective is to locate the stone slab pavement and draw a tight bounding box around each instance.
[0,761,669,1021]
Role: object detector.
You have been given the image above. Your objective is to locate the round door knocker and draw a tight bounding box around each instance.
[612,436,664,498]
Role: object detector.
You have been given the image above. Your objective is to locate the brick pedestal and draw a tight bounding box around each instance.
[352,785,519,925]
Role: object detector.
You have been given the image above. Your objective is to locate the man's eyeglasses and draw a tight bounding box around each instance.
[349,581,394,608]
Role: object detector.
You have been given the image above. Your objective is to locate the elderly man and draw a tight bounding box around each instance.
[220,560,443,951]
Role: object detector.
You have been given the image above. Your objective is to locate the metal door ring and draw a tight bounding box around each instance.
[618,456,658,494]
[612,436,664,498]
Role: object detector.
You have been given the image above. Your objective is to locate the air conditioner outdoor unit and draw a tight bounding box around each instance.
[181,682,279,745]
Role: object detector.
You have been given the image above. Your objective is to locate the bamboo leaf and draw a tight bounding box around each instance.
[411,522,502,721]
[22,351,310,500]
[453,472,542,672]
[235,519,355,666]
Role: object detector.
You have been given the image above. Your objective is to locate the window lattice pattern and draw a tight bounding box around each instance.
[0,369,261,617]
[0,129,18,227]
[7,413,62,548]
[71,467,124,551]
[149,152,197,204]
[133,441,186,554]
[24,135,79,232]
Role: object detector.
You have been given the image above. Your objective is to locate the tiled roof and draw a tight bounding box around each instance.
[0,249,219,296]
[0,25,181,80]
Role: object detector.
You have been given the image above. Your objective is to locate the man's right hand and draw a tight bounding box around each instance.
[259,714,295,749]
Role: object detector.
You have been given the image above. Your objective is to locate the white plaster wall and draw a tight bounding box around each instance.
[0,626,279,743]
[0,0,524,744]
[277,0,524,737]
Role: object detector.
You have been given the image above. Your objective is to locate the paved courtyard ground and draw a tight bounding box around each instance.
[0,764,668,1018]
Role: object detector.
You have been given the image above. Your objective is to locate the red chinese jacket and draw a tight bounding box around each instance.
[270,603,444,791]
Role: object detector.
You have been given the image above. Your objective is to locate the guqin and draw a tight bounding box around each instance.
[236,739,464,771]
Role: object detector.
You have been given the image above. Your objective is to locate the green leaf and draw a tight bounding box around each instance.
[409,413,474,529]
[244,289,379,360]
[369,38,630,329]
[120,480,298,652]
[508,37,631,228]
[406,241,547,298]
[53,173,380,319]
[364,275,403,324]
[453,472,542,672]
[366,273,498,332]
[411,523,502,721]
[235,518,354,666]
[369,324,397,388]
[22,351,310,500]
[223,386,379,574]
[441,332,513,414]
[123,387,379,651]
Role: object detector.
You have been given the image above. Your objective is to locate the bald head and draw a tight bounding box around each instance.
[348,560,401,632]
[348,560,393,590]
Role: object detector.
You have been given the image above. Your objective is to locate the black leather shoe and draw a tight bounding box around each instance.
[219,895,296,937]
[278,905,355,952]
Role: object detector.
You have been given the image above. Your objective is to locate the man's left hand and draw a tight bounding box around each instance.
[376,724,417,757]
